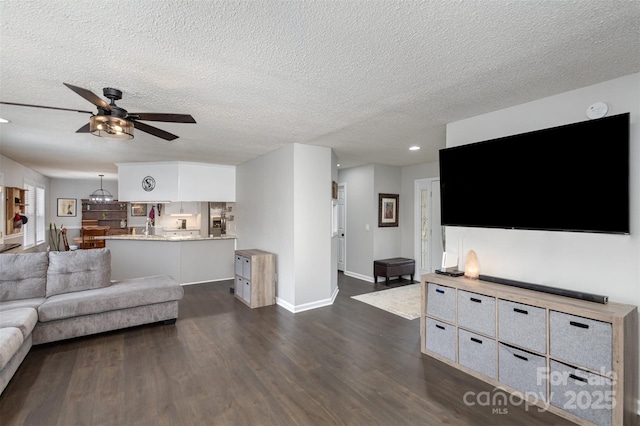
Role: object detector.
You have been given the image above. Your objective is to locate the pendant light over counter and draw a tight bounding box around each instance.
[89,174,114,203]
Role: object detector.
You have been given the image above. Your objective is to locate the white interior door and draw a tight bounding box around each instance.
[430,180,443,272]
[414,178,442,276]
[337,183,346,271]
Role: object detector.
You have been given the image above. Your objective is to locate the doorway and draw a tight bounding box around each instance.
[337,183,346,272]
[414,178,442,277]
[0,172,4,243]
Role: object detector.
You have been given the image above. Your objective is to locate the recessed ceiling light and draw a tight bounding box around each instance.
[0,118,9,124]
[409,146,421,151]
[337,163,341,167]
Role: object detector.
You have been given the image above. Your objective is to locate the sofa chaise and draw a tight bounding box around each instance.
[0,248,184,395]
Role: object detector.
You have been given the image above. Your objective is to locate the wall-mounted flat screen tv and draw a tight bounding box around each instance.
[439,113,630,234]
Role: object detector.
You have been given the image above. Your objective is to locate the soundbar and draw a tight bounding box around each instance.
[478,274,608,304]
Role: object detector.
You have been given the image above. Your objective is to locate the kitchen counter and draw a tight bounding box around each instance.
[104,235,236,285]
[101,234,235,242]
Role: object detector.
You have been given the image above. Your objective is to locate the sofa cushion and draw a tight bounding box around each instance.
[0,327,24,370]
[0,308,38,340]
[0,298,46,313]
[46,248,111,297]
[0,252,48,301]
[38,275,183,322]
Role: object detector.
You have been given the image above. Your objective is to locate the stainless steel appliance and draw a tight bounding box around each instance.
[208,202,226,237]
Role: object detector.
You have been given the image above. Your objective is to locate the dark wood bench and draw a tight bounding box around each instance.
[373,257,415,285]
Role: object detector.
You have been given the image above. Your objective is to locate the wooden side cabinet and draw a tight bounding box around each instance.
[234,249,276,309]
[5,187,27,235]
[421,273,638,426]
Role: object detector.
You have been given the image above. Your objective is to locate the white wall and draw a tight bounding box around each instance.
[446,72,640,402]
[1,154,50,252]
[373,164,402,263]
[237,144,295,303]
[293,144,333,306]
[0,155,49,190]
[338,165,375,281]
[49,177,119,237]
[330,150,339,297]
[339,161,440,281]
[446,73,639,307]
[339,160,441,281]
[236,143,334,311]
[338,163,406,282]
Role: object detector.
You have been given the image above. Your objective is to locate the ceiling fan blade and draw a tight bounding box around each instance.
[0,101,92,114]
[127,113,196,123]
[75,123,91,133]
[132,120,179,141]
[63,83,112,111]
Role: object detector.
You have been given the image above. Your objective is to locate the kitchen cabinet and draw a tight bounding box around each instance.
[163,202,200,216]
[117,161,236,202]
[5,187,27,235]
[81,199,128,235]
[163,229,200,236]
[234,249,276,309]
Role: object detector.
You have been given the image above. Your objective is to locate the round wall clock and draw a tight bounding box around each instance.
[142,176,156,192]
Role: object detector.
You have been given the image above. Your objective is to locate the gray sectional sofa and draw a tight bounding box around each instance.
[0,248,184,395]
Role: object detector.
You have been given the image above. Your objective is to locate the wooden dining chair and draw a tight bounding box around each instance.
[82,219,99,227]
[62,228,70,251]
[80,226,109,249]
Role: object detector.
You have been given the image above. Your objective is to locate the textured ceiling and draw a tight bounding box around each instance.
[1,1,638,179]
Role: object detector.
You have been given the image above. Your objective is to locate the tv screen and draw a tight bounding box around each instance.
[439,113,629,234]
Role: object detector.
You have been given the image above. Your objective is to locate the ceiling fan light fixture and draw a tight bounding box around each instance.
[90,174,114,203]
[90,115,133,140]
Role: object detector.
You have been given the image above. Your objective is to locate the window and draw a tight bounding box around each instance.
[23,182,45,249]
[24,182,35,248]
[36,186,45,245]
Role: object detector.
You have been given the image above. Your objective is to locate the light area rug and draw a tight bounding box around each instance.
[351,284,421,320]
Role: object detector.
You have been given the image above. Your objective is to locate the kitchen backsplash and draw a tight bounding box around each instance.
[127,202,204,233]
[127,201,235,235]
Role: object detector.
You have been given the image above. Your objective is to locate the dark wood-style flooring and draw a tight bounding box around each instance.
[0,273,575,425]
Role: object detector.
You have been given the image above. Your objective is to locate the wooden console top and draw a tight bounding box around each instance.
[423,273,636,323]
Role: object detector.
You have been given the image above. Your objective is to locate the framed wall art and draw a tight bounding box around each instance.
[131,203,147,217]
[378,193,399,227]
[57,198,77,217]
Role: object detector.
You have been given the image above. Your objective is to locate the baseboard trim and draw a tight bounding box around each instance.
[276,287,339,314]
[180,277,234,286]
[330,286,339,304]
[344,270,374,283]
[276,298,296,312]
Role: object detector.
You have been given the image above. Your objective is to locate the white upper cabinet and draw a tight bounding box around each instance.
[117,162,236,202]
[162,201,200,215]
